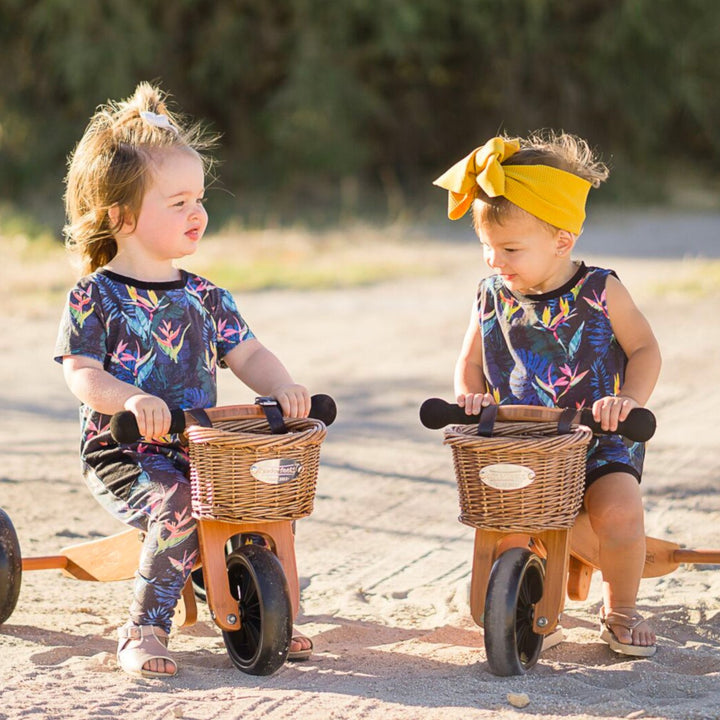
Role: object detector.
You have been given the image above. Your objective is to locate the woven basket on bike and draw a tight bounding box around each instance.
[187,417,327,523]
[444,421,593,533]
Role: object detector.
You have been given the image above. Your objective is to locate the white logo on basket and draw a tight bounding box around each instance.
[479,463,536,490]
[250,458,303,485]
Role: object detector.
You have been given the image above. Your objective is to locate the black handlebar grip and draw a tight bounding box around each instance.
[577,407,656,443]
[419,398,656,442]
[419,398,471,429]
[109,409,187,444]
[309,393,337,427]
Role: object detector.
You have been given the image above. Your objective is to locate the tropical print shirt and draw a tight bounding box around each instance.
[54,269,254,495]
[477,262,644,482]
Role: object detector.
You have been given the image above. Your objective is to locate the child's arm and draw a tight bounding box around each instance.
[62,355,172,439]
[454,302,494,415]
[596,275,662,431]
[223,338,310,418]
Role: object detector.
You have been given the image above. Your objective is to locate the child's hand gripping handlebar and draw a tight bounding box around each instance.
[419,398,656,442]
[110,393,337,444]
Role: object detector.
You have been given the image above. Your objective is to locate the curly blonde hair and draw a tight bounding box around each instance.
[473,129,609,233]
[63,82,218,275]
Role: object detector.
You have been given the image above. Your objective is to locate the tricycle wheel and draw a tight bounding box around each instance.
[484,547,545,676]
[0,508,22,625]
[222,544,292,675]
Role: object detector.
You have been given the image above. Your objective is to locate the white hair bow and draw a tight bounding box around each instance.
[139,111,178,133]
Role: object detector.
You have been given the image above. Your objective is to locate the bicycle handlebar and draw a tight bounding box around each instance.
[419,398,656,443]
[110,393,337,444]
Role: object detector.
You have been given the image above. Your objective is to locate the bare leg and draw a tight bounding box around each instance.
[584,472,655,647]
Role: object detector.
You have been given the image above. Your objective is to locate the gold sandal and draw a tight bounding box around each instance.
[117,622,178,678]
[599,607,657,657]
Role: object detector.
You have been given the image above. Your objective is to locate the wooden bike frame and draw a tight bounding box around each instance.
[469,510,720,635]
[21,518,301,632]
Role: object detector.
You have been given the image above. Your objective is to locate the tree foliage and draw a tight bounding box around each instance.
[1,0,719,224]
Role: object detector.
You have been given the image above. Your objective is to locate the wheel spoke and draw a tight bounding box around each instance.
[518,581,530,607]
[242,577,258,607]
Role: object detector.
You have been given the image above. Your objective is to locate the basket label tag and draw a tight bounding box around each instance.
[250,458,303,485]
[479,463,535,490]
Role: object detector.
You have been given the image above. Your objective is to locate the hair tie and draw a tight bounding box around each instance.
[433,137,592,234]
[139,111,178,134]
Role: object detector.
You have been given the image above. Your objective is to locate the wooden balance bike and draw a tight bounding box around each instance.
[0,394,336,676]
[420,398,720,676]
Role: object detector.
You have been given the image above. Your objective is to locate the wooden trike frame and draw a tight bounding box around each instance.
[18,516,301,632]
[468,510,720,637]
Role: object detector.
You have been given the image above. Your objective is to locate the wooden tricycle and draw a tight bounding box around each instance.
[0,394,336,676]
[420,398,720,676]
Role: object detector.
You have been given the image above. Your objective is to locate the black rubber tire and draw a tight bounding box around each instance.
[0,508,22,625]
[222,544,292,675]
[484,547,545,676]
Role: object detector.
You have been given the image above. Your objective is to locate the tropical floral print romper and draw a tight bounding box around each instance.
[55,269,254,632]
[477,262,645,487]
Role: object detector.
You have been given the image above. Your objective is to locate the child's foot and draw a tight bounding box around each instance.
[599,607,657,657]
[287,631,313,661]
[117,622,178,678]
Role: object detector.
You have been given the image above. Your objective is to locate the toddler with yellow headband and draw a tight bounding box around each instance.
[434,131,662,657]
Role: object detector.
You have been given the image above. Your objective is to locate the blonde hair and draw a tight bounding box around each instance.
[473,129,609,234]
[63,82,218,275]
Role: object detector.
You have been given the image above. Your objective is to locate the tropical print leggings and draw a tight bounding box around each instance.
[83,453,198,634]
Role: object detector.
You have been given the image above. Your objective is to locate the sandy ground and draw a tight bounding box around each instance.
[2,210,720,720]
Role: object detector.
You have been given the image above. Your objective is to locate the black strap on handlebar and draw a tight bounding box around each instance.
[476,404,499,437]
[255,397,288,434]
[557,407,576,435]
[475,404,575,437]
[185,408,213,428]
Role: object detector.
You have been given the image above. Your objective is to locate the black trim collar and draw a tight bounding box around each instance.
[509,262,587,302]
[98,268,187,290]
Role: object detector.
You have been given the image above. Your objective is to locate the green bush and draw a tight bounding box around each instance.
[1,0,719,227]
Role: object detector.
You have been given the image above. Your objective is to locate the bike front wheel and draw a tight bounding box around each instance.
[222,544,292,675]
[484,547,545,676]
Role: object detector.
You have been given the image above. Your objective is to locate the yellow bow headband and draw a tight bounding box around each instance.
[433,137,592,234]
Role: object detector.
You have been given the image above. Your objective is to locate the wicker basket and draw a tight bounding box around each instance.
[444,421,592,532]
[187,417,327,522]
